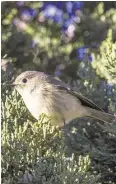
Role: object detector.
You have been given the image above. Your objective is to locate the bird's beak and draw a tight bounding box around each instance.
[8,83,16,86]
[2,81,16,87]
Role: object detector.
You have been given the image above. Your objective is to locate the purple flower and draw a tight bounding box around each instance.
[73,1,84,11]
[77,46,86,60]
[77,46,92,61]
[62,19,73,31]
[55,2,64,9]
[41,1,84,25]
[42,2,64,10]
[66,1,84,16]
[40,1,84,37]
[66,2,73,15]
[62,15,78,31]
[42,5,63,24]
[20,8,37,21]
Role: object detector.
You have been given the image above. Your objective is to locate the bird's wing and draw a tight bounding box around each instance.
[47,75,104,112]
[56,85,104,112]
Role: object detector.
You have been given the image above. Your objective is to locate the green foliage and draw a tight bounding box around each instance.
[92,29,116,84]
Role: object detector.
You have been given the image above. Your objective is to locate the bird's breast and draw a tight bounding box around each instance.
[22,89,87,126]
[22,91,45,120]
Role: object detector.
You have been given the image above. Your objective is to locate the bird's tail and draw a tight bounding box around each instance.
[87,108,116,123]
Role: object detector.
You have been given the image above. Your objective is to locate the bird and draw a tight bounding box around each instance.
[14,71,116,126]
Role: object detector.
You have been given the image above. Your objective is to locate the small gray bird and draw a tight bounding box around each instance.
[14,71,116,126]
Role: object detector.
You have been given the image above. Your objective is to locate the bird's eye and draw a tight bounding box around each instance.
[22,78,27,83]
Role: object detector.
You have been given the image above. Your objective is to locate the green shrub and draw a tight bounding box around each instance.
[92,29,116,84]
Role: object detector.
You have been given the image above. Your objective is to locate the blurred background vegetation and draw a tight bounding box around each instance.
[1,1,116,184]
